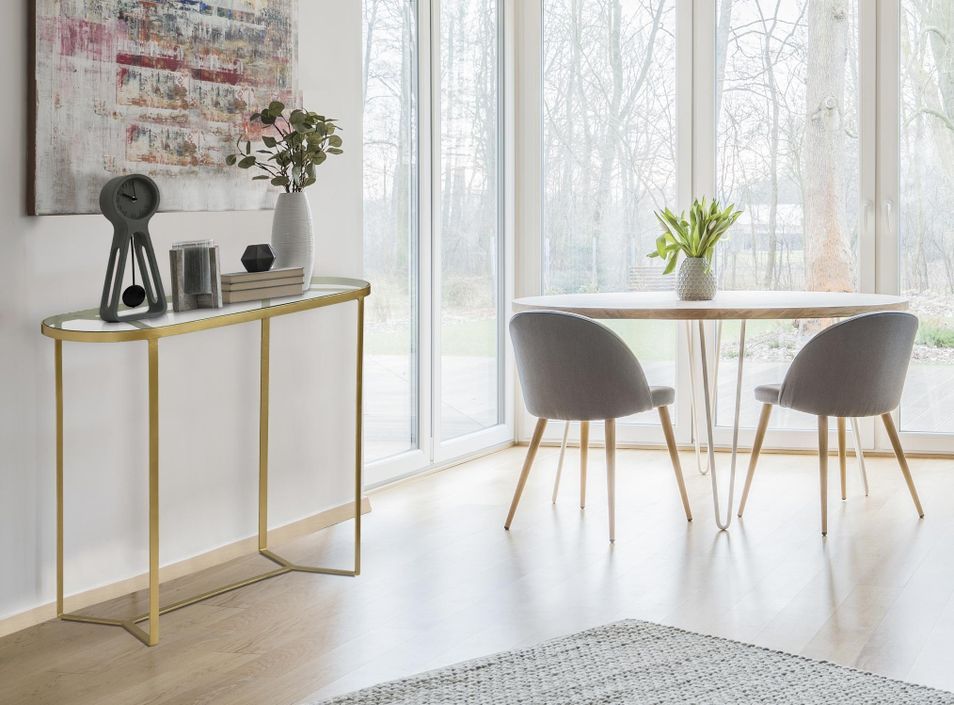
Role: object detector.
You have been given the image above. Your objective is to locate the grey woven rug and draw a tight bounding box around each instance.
[317,620,954,704]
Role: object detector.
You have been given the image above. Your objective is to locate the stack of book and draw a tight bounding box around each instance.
[220,267,305,304]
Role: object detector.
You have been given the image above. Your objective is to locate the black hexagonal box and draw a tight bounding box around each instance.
[241,243,276,273]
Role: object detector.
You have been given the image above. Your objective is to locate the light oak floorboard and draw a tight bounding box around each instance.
[1,447,953,704]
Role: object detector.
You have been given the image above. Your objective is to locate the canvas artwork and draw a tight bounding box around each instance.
[32,0,299,215]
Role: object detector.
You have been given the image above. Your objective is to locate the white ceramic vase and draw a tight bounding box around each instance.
[271,192,314,290]
[676,257,716,301]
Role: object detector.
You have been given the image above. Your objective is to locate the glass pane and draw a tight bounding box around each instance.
[899,1,954,433]
[439,0,502,440]
[542,0,679,418]
[363,0,419,461]
[716,0,860,429]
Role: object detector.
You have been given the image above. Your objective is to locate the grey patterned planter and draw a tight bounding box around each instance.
[676,257,716,301]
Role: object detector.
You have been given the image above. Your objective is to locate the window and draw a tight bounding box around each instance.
[715,0,861,431]
[542,0,678,432]
[439,0,504,440]
[898,0,954,434]
[363,0,510,480]
[363,0,419,463]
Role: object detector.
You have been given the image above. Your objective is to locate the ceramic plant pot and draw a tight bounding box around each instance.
[271,192,314,290]
[676,257,716,301]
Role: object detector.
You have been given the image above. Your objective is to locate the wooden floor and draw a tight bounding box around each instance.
[3,444,954,704]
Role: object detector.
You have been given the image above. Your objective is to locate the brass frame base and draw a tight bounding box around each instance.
[58,548,357,647]
[50,284,366,646]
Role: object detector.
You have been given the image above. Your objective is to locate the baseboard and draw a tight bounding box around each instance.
[0,497,372,639]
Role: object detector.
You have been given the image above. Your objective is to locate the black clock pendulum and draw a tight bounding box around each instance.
[99,174,167,322]
[121,235,147,308]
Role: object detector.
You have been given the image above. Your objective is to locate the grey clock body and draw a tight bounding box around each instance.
[99,174,167,322]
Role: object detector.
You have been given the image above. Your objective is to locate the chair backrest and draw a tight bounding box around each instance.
[509,310,655,421]
[778,311,918,418]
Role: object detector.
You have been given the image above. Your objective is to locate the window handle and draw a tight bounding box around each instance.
[883,199,895,234]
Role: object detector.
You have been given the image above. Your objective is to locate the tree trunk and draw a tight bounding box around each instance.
[715,0,733,118]
[803,0,853,294]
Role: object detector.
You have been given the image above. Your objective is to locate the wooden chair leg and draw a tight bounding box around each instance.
[505,418,548,530]
[837,417,847,501]
[657,405,692,522]
[819,415,829,536]
[881,413,925,518]
[738,403,772,517]
[552,421,571,504]
[579,421,590,509]
[605,419,616,542]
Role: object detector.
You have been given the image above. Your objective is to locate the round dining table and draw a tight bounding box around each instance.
[511,290,909,530]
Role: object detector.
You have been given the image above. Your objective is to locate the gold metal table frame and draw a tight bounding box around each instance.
[41,277,370,646]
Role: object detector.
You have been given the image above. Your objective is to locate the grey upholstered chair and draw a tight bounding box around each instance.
[737,311,924,535]
[506,310,692,541]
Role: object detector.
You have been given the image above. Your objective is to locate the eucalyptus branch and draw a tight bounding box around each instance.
[227,100,344,193]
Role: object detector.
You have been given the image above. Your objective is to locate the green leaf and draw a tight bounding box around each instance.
[271,176,290,187]
[262,135,277,148]
[663,253,678,275]
[268,101,285,114]
[225,154,237,166]
[252,175,270,180]
[238,155,257,169]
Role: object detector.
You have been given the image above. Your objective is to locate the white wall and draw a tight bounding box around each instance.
[0,2,363,620]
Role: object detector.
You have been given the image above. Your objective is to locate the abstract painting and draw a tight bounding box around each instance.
[32,0,299,215]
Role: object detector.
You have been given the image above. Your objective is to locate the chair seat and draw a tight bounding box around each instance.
[754,383,781,405]
[650,386,675,408]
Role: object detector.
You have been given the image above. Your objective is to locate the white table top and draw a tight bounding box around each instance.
[42,276,370,343]
[512,290,909,320]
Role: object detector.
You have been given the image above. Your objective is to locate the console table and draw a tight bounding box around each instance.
[41,276,370,646]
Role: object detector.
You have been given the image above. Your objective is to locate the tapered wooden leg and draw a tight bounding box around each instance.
[881,413,925,518]
[605,419,616,542]
[657,405,692,522]
[838,417,847,501]
[738,403,772,517]
[819,415,829,536]
[505,418,548,530]
[579,421,590,509]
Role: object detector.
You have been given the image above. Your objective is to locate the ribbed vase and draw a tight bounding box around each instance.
[270,192,314,291]
[676,257,716,301]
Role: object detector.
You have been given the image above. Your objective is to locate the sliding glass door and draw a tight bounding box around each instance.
[363,0,420,464]
[438,0,505,442]
[363,0,511,483]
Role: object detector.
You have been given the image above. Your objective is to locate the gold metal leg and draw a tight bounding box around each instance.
[738,403,772,518]
[838,417,847,501]
[579,421,589,509]
[147,338,160,645]
[819,415,829,536]
[259,318,270,551]
[258,302,364,577]
[354,297,364,576]
[658,405,692,522]
[881,413,925,518]
[505,417,547,530]
[55,340,64,617]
